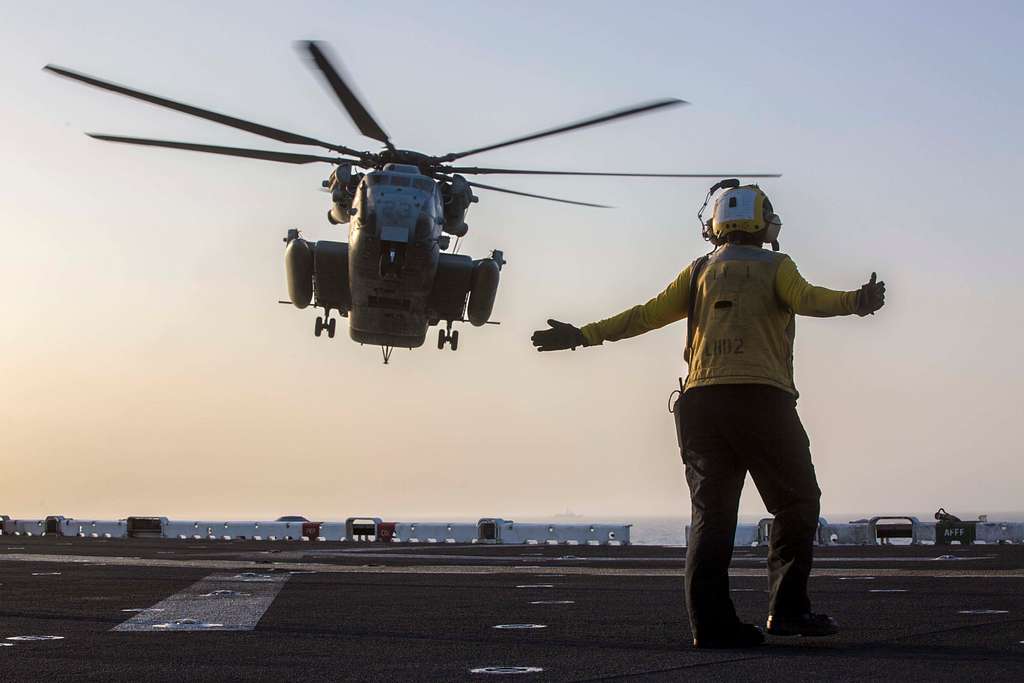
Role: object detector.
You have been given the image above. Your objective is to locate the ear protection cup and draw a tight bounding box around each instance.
[702,219,716,244]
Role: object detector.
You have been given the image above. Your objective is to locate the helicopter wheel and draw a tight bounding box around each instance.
[450,330,459,351]
[327,318,337,339]
[314,316,324,338]
[437,329,446,350]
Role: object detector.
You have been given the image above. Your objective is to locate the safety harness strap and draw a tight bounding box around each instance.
[683,253,711,371]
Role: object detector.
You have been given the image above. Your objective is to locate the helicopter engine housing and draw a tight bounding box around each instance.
[327,204,350,225]
[467,257,501,326]
[442,174,475,237]
[326,165,362,225]
[285,237,314,308]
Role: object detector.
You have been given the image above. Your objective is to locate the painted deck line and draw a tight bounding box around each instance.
[113,572,290,632]
[2,553,1024,578]
[303,550,999,564]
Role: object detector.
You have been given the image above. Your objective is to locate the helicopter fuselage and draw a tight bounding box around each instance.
[347,164,442,347]
[285,163,503,351]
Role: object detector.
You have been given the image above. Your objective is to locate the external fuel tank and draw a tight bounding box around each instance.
[467,258,500,326]
[285,237,313,308]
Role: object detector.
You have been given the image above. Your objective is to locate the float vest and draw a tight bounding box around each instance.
[685,246,795,394]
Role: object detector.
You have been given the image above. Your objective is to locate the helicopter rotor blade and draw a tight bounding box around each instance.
[447,166,781,178]
[438,99,686,162]
[467,181,611,208]
[86,134,347,165]
[44,64,367,158]
[302,41,391,148]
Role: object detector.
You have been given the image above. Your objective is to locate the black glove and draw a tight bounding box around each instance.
[855,272,886,316]
[531,319,588,351]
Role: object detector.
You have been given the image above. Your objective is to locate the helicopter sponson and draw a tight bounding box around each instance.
[286,164,502,351]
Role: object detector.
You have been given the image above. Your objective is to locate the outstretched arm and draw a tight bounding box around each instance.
[776,257,885,317]
[776,257,854,317]
[530,265,693,352]
[581,264,693,345]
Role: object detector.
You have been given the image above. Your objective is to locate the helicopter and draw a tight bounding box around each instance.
[45,41,779,364]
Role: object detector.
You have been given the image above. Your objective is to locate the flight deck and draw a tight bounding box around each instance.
[1,537,1022,681]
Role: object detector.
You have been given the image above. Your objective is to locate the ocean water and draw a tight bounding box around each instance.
[628,517,688,546]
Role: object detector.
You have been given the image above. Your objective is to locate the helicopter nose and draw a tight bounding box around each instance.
[374,195,419,243]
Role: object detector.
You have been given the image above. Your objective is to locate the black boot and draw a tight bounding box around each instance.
[692,623,765,649]
[765,612,839,637]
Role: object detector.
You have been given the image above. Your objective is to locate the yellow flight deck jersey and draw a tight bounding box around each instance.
[580,245,860,396]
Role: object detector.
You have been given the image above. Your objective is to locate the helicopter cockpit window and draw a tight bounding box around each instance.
[366,174,386,186]
[389,175,411,187]
[412,178,433,192]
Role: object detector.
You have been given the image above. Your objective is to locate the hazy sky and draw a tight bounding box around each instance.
[2,2,1022,522]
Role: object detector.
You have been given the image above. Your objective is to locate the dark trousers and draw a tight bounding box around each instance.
[674,384,821,636]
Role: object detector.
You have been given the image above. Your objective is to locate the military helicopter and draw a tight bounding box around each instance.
[45,42,778,363]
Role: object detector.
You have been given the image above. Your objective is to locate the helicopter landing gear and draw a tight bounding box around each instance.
[381,345,394,364]
[437,323,459,351]
[315,314,336,339]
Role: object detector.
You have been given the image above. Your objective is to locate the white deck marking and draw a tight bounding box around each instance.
[958,609,1009,615]
[6,636,64,641]
[113,572,290,632]
[303,550,999,563]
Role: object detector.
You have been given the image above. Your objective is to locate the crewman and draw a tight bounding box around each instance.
[531,183,886,649]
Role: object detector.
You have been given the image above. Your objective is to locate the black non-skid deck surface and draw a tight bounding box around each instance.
[1,538,1022,681]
